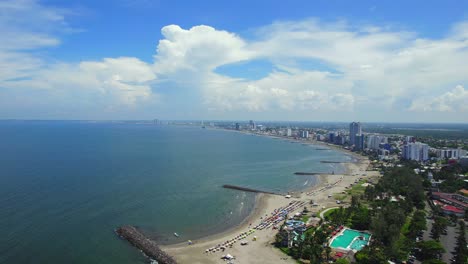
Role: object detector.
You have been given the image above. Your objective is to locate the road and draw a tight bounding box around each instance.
[421,201,456,263]
[440,225,457,263]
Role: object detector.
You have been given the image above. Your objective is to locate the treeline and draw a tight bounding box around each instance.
[355,166,432,263]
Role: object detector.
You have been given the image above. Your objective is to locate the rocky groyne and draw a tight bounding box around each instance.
[222,184,282,195]
[116,226,177,264]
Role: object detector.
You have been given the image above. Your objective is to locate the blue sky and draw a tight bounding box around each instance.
[1,0,468,122]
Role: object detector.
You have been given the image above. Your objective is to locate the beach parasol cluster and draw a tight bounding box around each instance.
[205,229,256,253]
[204,199,306,253]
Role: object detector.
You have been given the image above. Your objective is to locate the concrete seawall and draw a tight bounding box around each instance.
[116,226,177,264]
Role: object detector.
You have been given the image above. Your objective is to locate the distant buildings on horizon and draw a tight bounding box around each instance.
[219,119,467,165]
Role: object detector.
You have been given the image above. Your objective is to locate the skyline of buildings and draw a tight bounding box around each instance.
[223,119,467,165]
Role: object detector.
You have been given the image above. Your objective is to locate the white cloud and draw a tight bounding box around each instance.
[409,85,468,112]
[1,1,468,121]
[19,57,157,106]
[154,25,251,74]
[0,1,156,110]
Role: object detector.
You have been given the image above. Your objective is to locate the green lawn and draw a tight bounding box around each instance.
[333,194,347,201]
[346,180,367,196]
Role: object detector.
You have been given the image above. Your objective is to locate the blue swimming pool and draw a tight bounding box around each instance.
[330,229,371,251]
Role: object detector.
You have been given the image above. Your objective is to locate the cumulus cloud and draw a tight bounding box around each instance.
[13,57,157,106]
[409,85,468,112]
[154,25,251,74]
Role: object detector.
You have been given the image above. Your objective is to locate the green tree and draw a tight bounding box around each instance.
[355,245,387,264]
[430,216,448,241]
[453,221,468,264]
[416,240,445,261]
[335,258,350,264]
[351,206,371,230]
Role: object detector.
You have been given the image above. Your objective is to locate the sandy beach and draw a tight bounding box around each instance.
[162,141,379,264]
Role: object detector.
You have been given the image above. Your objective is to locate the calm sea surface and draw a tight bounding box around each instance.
[0,121,350,264]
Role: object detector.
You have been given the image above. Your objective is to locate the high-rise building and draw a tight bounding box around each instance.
[329,132,336,143]
[235,123,240,130]
[367,135,388,150]
[349,122,362,146]
[335,135,346,145]
[286,128,292,137]
[249,120,256,130]
[403,142,429,162]
[355,134,365,150]
[300,130,309,138]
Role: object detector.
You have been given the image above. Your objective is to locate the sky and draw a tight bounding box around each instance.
[1,0,468,122]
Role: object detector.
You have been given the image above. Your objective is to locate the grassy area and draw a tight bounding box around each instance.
[333,194,347,201]
[400,214,412,236]
[346,180,367,196]
[394,214,413,260]
[301,215,310,223]
[279,247,290,255]
[323,207,339,220]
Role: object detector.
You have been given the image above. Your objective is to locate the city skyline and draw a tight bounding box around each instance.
[1,1,468,122]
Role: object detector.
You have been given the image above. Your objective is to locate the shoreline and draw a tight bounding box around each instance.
[163,175,324,249]
[161,130,378,264]
[161,131,334,248]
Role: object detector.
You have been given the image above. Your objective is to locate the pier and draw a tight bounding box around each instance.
[222,184,282,195]
[116,226,177,264]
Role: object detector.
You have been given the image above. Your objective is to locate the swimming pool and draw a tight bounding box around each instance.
[329,229,371,251]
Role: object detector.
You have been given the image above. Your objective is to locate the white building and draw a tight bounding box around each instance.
[300,130,309,138]
[367,135,388,150]
[436,148,467,160]
[403,142,429,162]
[286,128,292,137]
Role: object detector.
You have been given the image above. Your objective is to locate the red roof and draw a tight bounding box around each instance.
[432,192,468,208]
[442,205,464,213]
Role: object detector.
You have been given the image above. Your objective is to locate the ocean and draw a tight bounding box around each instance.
[0,121,351,264]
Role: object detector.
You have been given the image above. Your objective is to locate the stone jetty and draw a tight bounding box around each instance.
[116,226,177,264]
[222,184,282,195]
[294,172,322,175]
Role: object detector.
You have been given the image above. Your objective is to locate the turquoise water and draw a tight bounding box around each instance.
[0,121,351,264]
[330,229,370,250]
